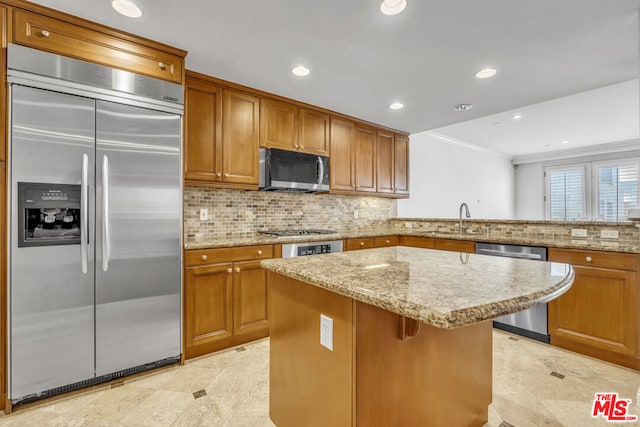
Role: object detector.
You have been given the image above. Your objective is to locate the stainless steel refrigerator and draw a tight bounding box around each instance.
[8,44,183,404]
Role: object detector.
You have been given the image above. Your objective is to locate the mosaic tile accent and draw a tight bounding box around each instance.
[184,187,397,239]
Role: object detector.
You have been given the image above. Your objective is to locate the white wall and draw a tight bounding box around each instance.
[397,132,515,219]
[514,163,545,220]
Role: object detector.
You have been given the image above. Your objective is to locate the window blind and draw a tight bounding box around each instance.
[597,164,639,222]
[549,169,584,221]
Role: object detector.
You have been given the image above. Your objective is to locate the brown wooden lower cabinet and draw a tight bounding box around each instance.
[345,237,374,251]
[435,238,476,253]
[184,246,272,359]
[548,248,639,369]
[400,235,435,249]
[269,272,492,427]
[373,235,400,247]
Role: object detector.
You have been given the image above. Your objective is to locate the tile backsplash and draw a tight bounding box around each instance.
[184,187,397,238]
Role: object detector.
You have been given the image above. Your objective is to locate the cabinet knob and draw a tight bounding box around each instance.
[202,255,208,261]
[585,256,592,262]
[385,240,390,244]
[158,62,166,69]
[217,172,222,177]
[300,145,305,149]
[227,268,232,273]
[360,242,365,246]
[235,267,241,273]
[257,250,263,255]
[224,173,229,177]
[293,144,299,148]
[356,185,360,189]
[352,185,356,189]
[41,30,50,37]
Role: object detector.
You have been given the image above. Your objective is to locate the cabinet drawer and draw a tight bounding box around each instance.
[373,236,400,247]
[345,237,374,251]
[400,236,435,249]
[186,245,274,266]
[549,248,639,271]
[13,10,183,84]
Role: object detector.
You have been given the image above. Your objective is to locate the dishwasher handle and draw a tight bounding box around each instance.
[476,248,543,260]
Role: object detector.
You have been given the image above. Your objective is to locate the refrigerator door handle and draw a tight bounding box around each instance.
[81,153,89,274]
[102,155,110,272]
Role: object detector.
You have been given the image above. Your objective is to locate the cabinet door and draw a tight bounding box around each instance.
[374,236,400,247]
[0,5,6,162]
[260,98,298,151]
[548,265,637,359]
[233,260,269,336]
[184,263,234,352]
[394,134,410,195]
[354,125,377,193]
[222,89,260,185]
[330,118,355,191]
[184,77,222,182]
[376,131,394,194]
[345,238,375,251]
[401,236,436,249]
[299,108,330,155]
[435,239,475,253]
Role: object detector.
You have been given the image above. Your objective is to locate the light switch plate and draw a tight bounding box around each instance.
[353,209,359,219]
[571,228,588,238]
[320,314,333,351]
[200,208,208,221]
[600,229,619,239]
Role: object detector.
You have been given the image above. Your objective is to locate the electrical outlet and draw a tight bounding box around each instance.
[600,229,619,239]
[200,208,208,221]
[571,228,587,238]
[353,209,359,219]
[320,314,333,351]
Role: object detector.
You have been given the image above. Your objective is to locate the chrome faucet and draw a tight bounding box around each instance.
[459,202,471,233]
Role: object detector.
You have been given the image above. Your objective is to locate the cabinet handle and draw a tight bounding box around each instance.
[257,250,263,255]
[158,62,166,69]
[202,255,208,261]
[227,268,232,273]
[235,267,241,273]
[585,256,592,262]
[360,242,365,246]
[41,30,50,37]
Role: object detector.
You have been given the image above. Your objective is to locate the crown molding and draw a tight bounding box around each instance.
[412,131,511,160]
[511,138,640,165]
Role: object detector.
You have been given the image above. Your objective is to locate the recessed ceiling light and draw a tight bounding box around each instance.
[475,68,497,79]
[291,66,310,77]
[453,104,472,111]
[561,140,569,144]
[111,0,142,18]
[513,114,523,120]
[493,122,501,126]
[389,102,404,110]
[380,0,407,16]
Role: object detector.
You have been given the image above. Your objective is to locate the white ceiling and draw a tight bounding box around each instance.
[28,0,639,150]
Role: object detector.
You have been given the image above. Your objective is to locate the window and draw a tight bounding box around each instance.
[545,158,639,222]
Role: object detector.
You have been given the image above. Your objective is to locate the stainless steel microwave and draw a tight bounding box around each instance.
[259,148,330,193]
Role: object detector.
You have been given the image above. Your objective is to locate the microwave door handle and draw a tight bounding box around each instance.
[81,153,89,274]
[101,155,110,272]
[317,156,324,185]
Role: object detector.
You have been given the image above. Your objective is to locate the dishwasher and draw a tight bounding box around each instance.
[475,242,549,343]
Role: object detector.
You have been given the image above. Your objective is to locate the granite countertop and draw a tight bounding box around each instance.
[261,246,574,329]
[184,227,640,254]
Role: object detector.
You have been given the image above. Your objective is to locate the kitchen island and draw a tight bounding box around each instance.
[261,246,574,427]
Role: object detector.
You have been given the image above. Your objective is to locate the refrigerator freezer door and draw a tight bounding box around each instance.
[95,100,181,375]
[10,85,96,399]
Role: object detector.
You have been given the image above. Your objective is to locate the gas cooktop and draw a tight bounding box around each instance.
[258,229,337,237]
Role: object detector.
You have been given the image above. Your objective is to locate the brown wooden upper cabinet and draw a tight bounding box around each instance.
[330,119,378,194]
[377,131,409,197]
[260,99,330,156]
[0,4,6,163]
[184,74,260,189]
[12,9,184,84]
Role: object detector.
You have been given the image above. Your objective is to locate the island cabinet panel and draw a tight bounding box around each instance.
[330,118,355,191]
[268,272,492,427]
[222,89,260,186]
[12,10,184,84]
[373,235,400,247]
[259,98,298,151]
[353,125,377,193]
[393,134,410,195]
[184,245,273,359]
[435,238,476,253]
[0,4,5,163]
[400,236,436,249]
[345,237,375,251]
[548,248,639,369]
[184,77,223,182]
[0,161,5,411]
[298,108,330,155]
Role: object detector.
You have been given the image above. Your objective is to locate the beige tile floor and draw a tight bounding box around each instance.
[0,330,638,426]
